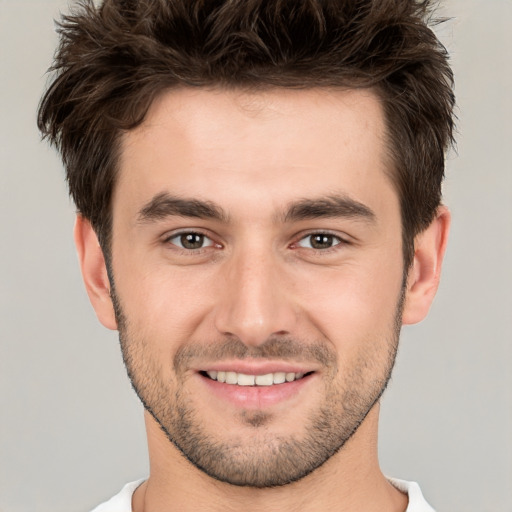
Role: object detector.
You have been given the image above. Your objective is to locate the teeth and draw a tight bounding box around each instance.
[205,370,306,386]
[225,371,238,384]
[273,372,286,384]
[255,373,274,386]
[237,373,255,386]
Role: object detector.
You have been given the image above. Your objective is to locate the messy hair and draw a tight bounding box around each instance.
[38,0,455,268]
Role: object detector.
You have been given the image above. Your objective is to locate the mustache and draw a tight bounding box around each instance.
[173,336,336,372]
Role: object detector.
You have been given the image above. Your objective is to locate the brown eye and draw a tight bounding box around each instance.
[181,233,204,249]
[168,232,214,250]
[312,234,334,249]
[297,233,342,250]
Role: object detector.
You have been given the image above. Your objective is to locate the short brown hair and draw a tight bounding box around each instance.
[38,0,455,268]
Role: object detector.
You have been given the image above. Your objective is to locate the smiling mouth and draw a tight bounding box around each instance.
[200,370,313,386]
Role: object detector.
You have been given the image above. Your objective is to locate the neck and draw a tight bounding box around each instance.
[133,404,408,512]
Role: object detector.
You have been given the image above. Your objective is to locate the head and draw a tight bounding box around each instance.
[38,0,455,489]
[38,0,454,269]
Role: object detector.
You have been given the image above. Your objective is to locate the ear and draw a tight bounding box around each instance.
[402,206,451,325]
[74,215,118,330]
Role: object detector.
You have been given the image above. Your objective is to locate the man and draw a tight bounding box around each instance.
[38,0,455,510]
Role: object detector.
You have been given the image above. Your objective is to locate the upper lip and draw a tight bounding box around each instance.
[196,360,317,375]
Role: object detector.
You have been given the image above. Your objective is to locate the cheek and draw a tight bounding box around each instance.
[295,257,404,348]
[112,232,404,354]
[115,262,218,341]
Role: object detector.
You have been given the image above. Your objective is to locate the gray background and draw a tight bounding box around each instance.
[1,0,511,511]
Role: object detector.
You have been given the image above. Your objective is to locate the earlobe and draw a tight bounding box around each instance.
[74,216,118,330]
[402,206,451,325]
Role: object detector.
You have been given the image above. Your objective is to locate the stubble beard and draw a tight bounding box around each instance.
[111,285,404,488]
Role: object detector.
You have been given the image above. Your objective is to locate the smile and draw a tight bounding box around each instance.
[203,370,307,386]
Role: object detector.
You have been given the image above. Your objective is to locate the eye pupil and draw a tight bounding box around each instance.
[310,234,333,249]
[181,233,204,249]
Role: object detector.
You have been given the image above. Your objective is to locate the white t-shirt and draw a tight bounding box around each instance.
[91,477,435,512]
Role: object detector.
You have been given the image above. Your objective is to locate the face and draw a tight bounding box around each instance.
[110,88,405,487]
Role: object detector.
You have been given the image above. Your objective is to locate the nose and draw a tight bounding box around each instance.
[213,246,297,347]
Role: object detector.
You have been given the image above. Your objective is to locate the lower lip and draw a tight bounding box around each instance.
[199,373,314,409]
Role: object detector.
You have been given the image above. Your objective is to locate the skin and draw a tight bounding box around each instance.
[75,87,450,512]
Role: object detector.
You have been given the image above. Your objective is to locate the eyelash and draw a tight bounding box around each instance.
[162,230,349,254]
[163,230,220,253]
[292,231,349,253]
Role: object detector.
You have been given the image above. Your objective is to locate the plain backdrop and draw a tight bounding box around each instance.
[1,1,511,511]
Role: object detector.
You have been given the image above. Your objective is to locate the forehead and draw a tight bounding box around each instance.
[116,87,395,217]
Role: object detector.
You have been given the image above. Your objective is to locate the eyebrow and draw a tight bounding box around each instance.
[137,192,376,226]
[137,192,229,223]
[282,195,377,224]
